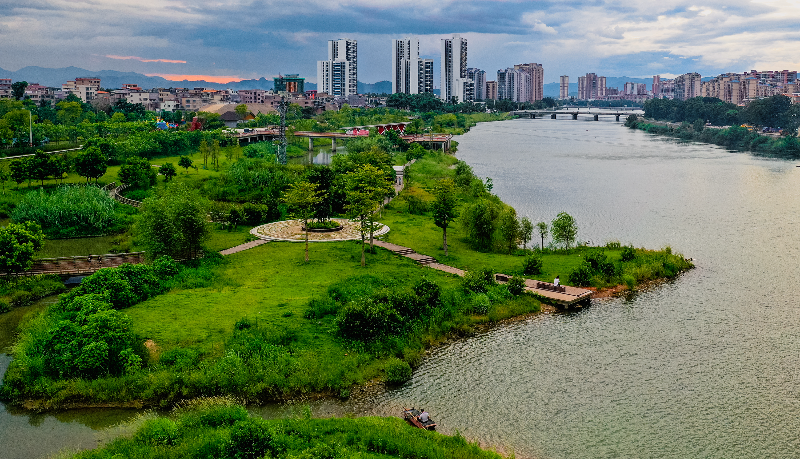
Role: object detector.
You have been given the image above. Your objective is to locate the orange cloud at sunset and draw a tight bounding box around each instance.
[106,55,187,63]
[146,74,245,84]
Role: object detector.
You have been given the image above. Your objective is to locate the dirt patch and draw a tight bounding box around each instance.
[586,284,628,299]
[144,339,160,361]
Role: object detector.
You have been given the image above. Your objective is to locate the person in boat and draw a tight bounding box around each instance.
[419,409,429,423]
[554,275,560,286]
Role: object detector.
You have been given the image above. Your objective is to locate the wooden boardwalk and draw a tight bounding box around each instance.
[371,240,591,307]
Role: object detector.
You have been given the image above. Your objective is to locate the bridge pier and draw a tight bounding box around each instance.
[593,114,599,121]
[615,115,620,122]
[308,137,314,151]
[572,113,578,120]
[331,138,337,152]
[551,114,557,119]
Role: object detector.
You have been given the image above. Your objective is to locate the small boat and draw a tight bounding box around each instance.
[402,407,436,430]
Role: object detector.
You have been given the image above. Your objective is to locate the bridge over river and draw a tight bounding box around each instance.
[512,110,640,121]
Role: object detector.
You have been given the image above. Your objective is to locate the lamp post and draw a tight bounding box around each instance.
[28,109,33,147]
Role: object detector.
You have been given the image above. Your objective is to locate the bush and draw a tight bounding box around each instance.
[384,358,412,385]
[134,418,179,446]
[472,293,491,315]
[226,418,285,459]
[522,253,543,275]
[507,275,526,296]
[335,298,403,341]
[0,299,9,313]
[568,264,593,287]
[304,296,340,319]
[413,278,441,308]
[462,269,492,293]
[621,245,636,262]
[9,290,33,307]
[584,250,617,278]
[405,194,428,214]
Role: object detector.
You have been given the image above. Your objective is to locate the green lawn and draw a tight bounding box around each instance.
[126,240,461,354]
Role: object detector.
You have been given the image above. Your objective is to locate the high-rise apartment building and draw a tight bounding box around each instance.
[317,39,358,98]
[440,34,474,103]
[674,72,702,100]
[485,81,498,100]
[392,37,434,95]
[559,75,569,99]
[513,63,544,101]
[578,73,605,100]
[466,68,486,100]
[497,68,531,102]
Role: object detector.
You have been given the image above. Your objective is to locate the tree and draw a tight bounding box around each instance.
[74,147,107,184]
[345,164,393,266]
[137,184,210,260]
[178,156,193,174]
[431,178,458,256]
[498,208,521,254]
[536,221,548,250]
[159,162,177,182]
[519,217,533,250]
[234,104,249,121]
[11,81,28,101]
[9,160,27,188]
[460,199,499,251]
[27,150,57,186]
[119,156,157,190]
[0,221,44,274]
[551,212,578,249]
[283,181,325,262]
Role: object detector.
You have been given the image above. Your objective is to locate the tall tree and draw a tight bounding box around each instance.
[159,162,177,182]
[283,181,325,262]
[27,150,56,186]
[178,156,193,174]
[519,217,533,250]
[11,81,28,101]
[536,221,548,250]
[74,147,107,184]
[345,164,393,266]
[551,212,578,250]
[431,178,458,256]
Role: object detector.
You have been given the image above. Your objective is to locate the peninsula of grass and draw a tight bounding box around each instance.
[69,399,505,459]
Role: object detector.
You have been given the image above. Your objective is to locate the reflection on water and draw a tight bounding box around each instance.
[288,148,344,166]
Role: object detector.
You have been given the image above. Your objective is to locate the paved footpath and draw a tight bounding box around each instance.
[219,239,269,256]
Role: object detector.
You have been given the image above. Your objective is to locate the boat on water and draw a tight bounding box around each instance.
[402,408,437,430]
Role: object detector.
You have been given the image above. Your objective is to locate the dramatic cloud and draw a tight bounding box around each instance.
[1,0,799,84]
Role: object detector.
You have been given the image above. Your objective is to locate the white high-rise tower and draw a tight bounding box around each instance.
[440,34,473,103]
[317,39,358,98]
[392,37,434,95]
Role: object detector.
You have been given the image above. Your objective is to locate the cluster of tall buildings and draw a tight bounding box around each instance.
[321,35,545,104]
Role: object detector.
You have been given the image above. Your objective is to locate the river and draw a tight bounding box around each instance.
[4,116,800,458]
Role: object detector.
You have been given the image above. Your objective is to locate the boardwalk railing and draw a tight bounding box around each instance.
[13,252,148,277]
[106,182,142,208]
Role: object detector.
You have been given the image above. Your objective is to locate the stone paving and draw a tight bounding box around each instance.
[249,218,389,242]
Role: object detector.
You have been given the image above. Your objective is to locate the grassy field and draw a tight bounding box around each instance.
[126,240,461,355]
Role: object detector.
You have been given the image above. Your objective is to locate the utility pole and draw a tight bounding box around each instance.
[28,109,33,147]
[276,96,288,165]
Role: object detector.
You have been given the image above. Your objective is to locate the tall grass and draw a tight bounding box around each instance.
[11,185,122,238]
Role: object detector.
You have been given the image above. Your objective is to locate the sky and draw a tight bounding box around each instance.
[2,0,800,85]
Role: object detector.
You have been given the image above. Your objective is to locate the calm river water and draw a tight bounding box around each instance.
[4,117,800,458]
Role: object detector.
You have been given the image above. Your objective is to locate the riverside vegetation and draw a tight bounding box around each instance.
[0,101,691,457]
[629,94,800,157]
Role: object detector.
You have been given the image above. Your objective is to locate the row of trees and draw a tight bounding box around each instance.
[643,95,800,133]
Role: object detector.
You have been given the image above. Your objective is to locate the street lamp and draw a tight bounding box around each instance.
[28,109,33,147]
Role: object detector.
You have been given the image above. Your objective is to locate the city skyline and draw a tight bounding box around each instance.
[2,1,799,85]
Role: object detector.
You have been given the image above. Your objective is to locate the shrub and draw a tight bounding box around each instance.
[568,264,593,287]
[335,298,402,341]
[472,293,491,315]
[584,250,617,278]
[234,317,253,330]
[522,253,543,275]
[507,275,526,296]
[159,347,201,370]
[413,278,441,308]
[384,358,412,385]
[405,194,428,214]
[226,418,286,459]
[462,269,489,293]
[304,296,340,319]
[134,417,179,446]
[621,245,636,262]
[9,290,33,307]
[0,300,9,313]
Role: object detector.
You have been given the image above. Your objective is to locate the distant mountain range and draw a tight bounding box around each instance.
[0,66,412,95]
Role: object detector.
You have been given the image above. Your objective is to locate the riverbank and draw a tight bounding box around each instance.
[1,124,693,413]
[629,117,800,157]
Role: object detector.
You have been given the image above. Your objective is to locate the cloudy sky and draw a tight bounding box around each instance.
[2,0,799,85]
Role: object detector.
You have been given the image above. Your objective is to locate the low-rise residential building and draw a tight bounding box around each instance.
[61,77,101,102]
